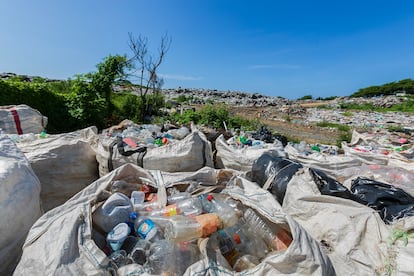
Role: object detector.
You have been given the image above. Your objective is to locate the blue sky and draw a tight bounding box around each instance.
[1,1,414,99]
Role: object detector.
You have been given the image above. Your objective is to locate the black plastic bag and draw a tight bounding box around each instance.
[351,177,414,223]
[309,168,363,202]
[252,126,275,144]
[251,152,302,204]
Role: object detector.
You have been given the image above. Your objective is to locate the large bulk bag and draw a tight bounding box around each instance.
[0,104,47,134]
[282,167,390,275]
[341,130,412,166]
[16,126,99,211]
[0,133,42,275]
[96,130,214,177]
[336,164,414,197]
[14,164,335,275]
[284,143,362,178]
[215,134,286,171]
[385,216,414,275]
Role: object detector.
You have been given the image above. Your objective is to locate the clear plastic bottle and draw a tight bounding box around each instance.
[164,213,220,243]
[109,249,129,269]
[203,194,239,228]
[243,208,292,251]
[146,240,176,275]
[211,219,269,266]
[167,191,191,205]
[174,242,201,275]
[129,239,150,265]
[130,191,145,210]
[141,197,203,218]
[233,255,260,272]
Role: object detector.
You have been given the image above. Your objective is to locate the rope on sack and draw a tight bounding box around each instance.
[9,107,23,134]
[108,139,119,172]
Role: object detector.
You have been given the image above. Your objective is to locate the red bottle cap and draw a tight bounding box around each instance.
[233,233,241,244]
[207,194,214,201]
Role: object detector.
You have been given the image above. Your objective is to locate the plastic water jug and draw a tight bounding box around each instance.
[93,192,133,232]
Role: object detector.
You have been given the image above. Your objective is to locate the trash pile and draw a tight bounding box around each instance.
[2,104,414,275]
[91,179,295,273]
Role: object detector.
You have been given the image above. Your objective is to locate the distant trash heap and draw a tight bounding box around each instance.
[1,104,414,275]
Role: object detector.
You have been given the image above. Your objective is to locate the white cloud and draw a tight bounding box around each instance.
[159,73,203,81]
[249,64,301,70]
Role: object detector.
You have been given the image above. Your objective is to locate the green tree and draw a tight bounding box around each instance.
[88,55,129,114]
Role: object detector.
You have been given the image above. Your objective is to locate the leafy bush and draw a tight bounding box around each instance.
[0,80,76,133]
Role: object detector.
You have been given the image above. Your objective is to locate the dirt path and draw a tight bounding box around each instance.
[230,106,340,145]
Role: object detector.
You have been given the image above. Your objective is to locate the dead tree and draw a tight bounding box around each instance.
[127,32,171,122]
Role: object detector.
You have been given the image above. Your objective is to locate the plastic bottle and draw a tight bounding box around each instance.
[203,194,239,228]
[243,208,292,251]
[129,239,150,265]
[174,242,201,275]
[93,192,133,233]
[167,191,191,205]
[141,197,203,218]
[109,249,129,269]
[146,240,176,275]
[120,235,139,254]
[233,255,260,272]
[130,191,145,210]
[211,219,269,266]
[107,223,131,251]
[134,216,162,242]
[111,180,146,197]
[164,213,220,243]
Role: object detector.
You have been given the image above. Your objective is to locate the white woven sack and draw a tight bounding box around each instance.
[96,130,214,177]
[282,167,390,275]
[16,126,99,211]
[215,134,286,171]
[385,216,414,275]
[284,144,361,178]
[14,164,335,276]
[0,104,47,134]
[0,133,42,275]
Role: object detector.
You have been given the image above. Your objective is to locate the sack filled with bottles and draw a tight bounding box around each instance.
[14,163,334,275]
[96,121,214,177]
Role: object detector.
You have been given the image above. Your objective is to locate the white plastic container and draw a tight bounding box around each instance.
[107,222,131,251]
[131,191,145,210]
[93,192,133,232]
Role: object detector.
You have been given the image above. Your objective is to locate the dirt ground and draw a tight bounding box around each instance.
[230,106,341,145]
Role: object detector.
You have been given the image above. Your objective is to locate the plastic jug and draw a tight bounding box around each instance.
[93,192,133,232]
[106,222,131,251]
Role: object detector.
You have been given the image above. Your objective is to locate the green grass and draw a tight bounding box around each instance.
[316,122,350,132]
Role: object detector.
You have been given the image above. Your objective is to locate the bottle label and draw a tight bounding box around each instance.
[137,219,155,239]
[164,205,178,217]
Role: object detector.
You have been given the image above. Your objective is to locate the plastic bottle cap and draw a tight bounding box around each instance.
[130,212,138,220]
[207,194,214,201]
[233,233,241,244]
